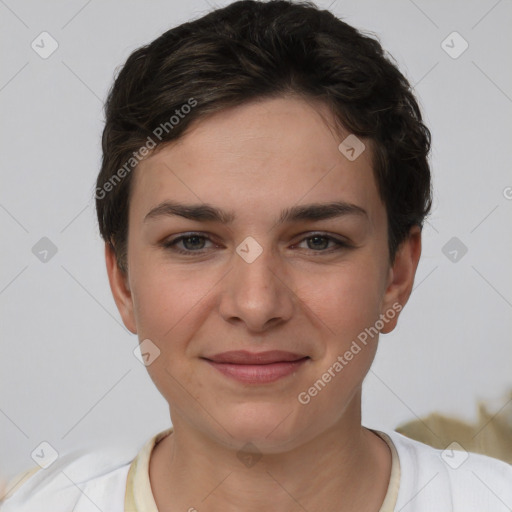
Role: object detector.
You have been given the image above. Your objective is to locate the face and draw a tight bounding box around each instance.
[107,96,420,453]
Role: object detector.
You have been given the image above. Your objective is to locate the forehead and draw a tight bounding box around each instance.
[131,96,383,225]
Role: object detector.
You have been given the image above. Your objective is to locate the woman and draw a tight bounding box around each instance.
[2,1,511,510]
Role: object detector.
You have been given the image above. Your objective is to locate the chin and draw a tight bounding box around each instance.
[211,402,308,453]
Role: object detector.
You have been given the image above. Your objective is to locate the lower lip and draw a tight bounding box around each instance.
[205,358,309,384]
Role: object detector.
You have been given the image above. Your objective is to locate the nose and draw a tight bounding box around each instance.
[218,239,295,334]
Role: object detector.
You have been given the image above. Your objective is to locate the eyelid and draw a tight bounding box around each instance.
[162,232,217,248]
[291,230,351,245]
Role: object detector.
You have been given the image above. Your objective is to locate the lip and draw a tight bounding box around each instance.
[202,350,309,384]
[205,350,307,364]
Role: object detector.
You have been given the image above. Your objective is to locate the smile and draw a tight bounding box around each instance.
[202,350,310,384]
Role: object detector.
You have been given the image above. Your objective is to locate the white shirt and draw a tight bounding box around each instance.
[1,427,511,511]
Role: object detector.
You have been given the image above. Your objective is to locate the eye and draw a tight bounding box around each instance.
[161,232,352,256]
[294,233,351,253]
[162,233,216,255]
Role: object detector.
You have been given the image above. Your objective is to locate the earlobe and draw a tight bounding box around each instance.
[104,244,138,334]
[380,226,422,334]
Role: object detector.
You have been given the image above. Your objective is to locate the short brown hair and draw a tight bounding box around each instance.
[96,0,432,272]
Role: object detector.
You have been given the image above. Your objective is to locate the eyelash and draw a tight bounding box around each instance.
[162,232,352,256]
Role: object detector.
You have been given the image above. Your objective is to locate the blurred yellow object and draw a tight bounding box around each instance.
[396,392,512,464]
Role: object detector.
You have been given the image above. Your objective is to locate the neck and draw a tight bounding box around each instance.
[149,398,391,512]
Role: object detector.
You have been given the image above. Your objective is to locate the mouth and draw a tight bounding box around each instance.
[201,350,310,384]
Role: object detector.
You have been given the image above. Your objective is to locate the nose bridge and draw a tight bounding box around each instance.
[219,236,294,330]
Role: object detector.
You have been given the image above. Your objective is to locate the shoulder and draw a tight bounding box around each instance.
[0,444,136,512]
[382,429,512,511]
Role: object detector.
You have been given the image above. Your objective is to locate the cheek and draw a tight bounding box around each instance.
[131,268,208,341]
[293,265,383,424]
[297,259,384,339]
[129,265,214,403]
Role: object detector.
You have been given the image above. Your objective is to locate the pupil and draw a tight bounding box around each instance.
[309,236,327,250]
[185,236,204,250]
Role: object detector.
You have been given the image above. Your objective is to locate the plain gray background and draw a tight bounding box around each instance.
[1,0,511,483]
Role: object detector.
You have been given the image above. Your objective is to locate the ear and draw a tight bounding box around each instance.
[105,243,137,334]
[380,225,422,334]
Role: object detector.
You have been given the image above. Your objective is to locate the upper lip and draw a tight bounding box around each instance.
[204,350,308,364]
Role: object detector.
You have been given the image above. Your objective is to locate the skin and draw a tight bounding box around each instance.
[106,96,422,511]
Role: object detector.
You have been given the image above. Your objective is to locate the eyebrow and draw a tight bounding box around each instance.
[144,200,368,225]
